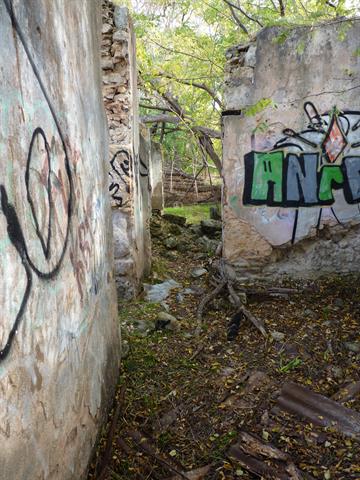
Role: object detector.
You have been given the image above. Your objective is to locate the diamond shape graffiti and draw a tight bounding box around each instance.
[322,114,347,163]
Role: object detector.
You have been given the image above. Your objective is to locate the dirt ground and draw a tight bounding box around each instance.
[88,216,360,480]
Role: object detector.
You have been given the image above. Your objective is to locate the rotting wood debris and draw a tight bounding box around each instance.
[88,214,360,480]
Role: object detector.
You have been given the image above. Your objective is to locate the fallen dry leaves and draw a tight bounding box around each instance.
[88,224,360,480]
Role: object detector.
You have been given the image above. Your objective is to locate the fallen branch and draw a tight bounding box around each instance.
[228,431,315,479]
[190,344,205,360]
[219,371,250,403]
[196,280,227,335]
[236,431,290,461]
[168,465,212,480]
[228,283,267,337]
[97,385,126,480]
[196,260,267,337]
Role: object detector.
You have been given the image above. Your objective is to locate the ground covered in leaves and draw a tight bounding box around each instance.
[88,215,360,480]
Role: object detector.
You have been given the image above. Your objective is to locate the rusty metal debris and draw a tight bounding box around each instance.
[227,431,314,479]
[277,382,360,440]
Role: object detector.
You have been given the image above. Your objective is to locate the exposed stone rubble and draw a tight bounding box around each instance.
[102,1,133,148]
[224,42,256,102]
[102,1,151,298]
[151,213,221,258]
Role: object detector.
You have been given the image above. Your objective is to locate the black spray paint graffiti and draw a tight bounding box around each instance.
[139,154,149,177]
[109,149,149,207]
[243,102,360,243]
[109,149,131,207]
[0,0,73,360]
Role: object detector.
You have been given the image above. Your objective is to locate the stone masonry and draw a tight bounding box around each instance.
[222,19,360,281]
[102,1,151,298]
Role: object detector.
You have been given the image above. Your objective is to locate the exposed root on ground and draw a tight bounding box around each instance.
[196,259,266,338]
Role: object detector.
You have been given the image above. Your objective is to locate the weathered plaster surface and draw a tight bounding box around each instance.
[223,19,360,280]
[0,1,119,478]
[150,142,164,211]
[138,125,153,277]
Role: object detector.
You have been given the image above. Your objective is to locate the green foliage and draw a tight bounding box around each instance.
[279,357,303,373]
[126,0,359,171]
[273,28,292,45]
[296,39,306,55]
[244,98,276,117]
[164,203,219,224]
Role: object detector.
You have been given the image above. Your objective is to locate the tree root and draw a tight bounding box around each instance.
[196,260,267,337]
[196,280,227,335]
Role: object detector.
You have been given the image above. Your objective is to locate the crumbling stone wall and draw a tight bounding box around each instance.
[102,1,151,297]
[222,19,360,281]
[0,1,119,479]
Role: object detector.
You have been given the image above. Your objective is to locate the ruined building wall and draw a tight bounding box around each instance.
[150,141,164,211]
[102,1,151,298]
[138,125,153,274]
[222,19,360,281]
[0,1,119,479]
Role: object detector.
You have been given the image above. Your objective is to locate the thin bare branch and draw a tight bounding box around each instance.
[148,38,224,71]
[222,0,263,27]
[144,80,223,174]
[141,114,181,125]
[229,4,249,34]
[326,0,337,9]
[278,0,285,16]
[139,103,174,113]
[192,126,221,139]
[157,73,223,109]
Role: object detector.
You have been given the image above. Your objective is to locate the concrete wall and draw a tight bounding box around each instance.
[150,141,164,211]
[0,1,119,478]
[102,1,151,298]
[222,19,360,281]
[138,125,152,276]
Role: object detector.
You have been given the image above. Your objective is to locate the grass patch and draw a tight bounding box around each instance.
[164,203,220,224]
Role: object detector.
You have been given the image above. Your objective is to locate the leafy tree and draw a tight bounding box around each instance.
[116,0,359,175]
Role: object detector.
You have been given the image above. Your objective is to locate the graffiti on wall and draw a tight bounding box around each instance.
[109,149,131,207]
[0,0,73,360]
[243,102,360,242]
[108,149,149,208]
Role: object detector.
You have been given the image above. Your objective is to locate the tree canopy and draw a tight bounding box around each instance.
[115,0,360,174]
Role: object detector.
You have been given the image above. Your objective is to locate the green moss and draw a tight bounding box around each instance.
[272,28,291,45]
[244,98,276,117]
[296,39,306,55]
[151,257,168,278]
[338,22,352,42]
[164,203,220,224]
